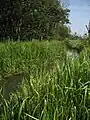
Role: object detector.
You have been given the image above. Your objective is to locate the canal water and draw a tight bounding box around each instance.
[67,49,79,58]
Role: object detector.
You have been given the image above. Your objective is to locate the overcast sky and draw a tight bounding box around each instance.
[68,0,90,35]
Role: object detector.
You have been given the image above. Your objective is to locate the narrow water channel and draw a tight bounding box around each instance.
[67,49,79,58]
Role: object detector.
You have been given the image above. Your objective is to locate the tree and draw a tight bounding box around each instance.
[0,0,70,41]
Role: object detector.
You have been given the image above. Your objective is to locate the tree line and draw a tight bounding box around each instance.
[0,0,70,41]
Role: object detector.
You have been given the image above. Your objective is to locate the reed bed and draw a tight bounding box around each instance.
[0,41,90,120]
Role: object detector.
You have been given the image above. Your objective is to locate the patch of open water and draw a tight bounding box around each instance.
[67,50,79,58]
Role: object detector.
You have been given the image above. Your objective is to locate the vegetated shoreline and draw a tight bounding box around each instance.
[0,40,90,120]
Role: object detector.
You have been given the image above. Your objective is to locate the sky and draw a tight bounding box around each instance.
[68,0,90,36]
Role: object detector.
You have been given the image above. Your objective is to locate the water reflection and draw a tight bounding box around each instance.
[67,50,79,58]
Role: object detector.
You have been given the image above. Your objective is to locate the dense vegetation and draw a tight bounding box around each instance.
[0,41,90,120]
[0,0,90,120]
[0,0,70,41]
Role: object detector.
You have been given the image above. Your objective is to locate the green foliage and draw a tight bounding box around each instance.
[69,33,83,40]
[0,0,70,41]
[55,24,71,40]
[0,41,66,76]
[65,40,84,53]
[0,41,90,119]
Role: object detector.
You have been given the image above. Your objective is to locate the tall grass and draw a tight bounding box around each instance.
[0,41,66,77]
[0,41,90,120]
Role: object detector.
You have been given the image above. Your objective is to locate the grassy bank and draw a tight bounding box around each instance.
[0,41,66,77]
[0,41,90,120]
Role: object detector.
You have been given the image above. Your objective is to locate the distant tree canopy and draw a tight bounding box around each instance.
[69,32,83,40]
[0,0,70,41]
